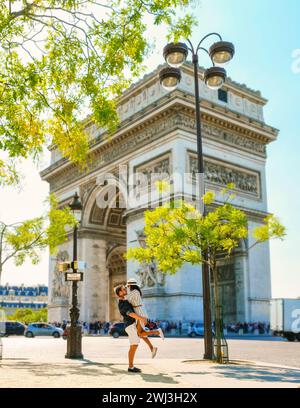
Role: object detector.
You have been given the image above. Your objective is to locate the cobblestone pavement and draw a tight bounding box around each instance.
[0,336,300,388]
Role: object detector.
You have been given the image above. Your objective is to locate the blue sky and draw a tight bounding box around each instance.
[0,0,299,298]
[184,0,300,298]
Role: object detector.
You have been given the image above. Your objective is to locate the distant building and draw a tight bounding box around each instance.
[0,284,48,315]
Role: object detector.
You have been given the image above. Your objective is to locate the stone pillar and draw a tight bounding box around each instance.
[234,254,249,323]
[247,221,272,322]
[81,237,109,323]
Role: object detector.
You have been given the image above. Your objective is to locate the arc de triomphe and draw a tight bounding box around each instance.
[41,63,278,325]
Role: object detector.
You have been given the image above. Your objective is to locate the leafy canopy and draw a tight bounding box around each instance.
[0,194,77,281]
[0,0,196,185]
[7,307,48,324]
[127,188,286,274]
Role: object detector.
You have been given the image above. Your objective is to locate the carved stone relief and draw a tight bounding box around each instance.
[189,153,261,198]
[134,231,166,289]
[80,179,96,205]
[134,153,171,189]
[201,122,266,155]
[51,250,71,304]
[136,261,166,289]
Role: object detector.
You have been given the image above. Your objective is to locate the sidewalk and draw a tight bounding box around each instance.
[1,336,299,388]
[1,355,300,388]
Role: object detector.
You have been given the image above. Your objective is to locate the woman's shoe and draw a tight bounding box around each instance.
[158,328,165,340]
[151,347,158,359]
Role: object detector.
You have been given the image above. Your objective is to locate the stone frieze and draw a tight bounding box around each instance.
[189,153,261,198]
[49,112,265,192]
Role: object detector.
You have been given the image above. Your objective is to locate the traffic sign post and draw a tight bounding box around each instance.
[65,272,84,282]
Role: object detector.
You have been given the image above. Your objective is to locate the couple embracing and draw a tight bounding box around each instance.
[114,278,164,373]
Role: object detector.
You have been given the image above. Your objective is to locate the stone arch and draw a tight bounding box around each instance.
[80,182,127,323]
[82,180,127,229]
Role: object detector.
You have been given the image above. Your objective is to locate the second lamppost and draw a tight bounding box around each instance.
[159,35,235,360]
[65,192,84,359]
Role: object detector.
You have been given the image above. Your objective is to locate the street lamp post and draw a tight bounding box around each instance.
[65,192,84,359]
[159,35,235,360]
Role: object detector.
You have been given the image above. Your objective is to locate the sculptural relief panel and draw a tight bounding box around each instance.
[188,152,261,199]
[51,250,71,305]
[134,153,172,190]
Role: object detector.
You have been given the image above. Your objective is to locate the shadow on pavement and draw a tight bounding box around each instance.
[176,363,300,384]
[215,365,300,383]
[0,358,179,385]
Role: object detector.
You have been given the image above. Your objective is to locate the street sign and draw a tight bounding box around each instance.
[65,272,84,282]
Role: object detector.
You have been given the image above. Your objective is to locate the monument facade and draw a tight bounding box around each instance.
[41,63,278,324]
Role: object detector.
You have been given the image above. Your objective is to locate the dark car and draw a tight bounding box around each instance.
[0,321,26,336]
[109,322,127,338]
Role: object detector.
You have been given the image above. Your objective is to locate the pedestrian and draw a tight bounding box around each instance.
[114,284,147,373]
[126,278,164,340]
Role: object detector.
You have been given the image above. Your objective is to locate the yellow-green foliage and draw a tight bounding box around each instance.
[0,193,77,280]
[127,187,286,274]
[0,0,195,185]
[8,308,48,324]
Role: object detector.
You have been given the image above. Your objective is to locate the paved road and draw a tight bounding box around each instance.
[1,336,300,388]
[1,335,300,368]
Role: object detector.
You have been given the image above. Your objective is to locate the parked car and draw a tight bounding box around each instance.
[188,323,215,337]
[25,323,64,338]
[109,322,127,338]
[188,322,205,337]
[0,321,26,336]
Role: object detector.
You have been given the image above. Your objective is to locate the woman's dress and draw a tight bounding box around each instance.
[126,289,148,329]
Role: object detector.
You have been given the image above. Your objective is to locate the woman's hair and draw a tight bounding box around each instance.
[128,284,142,297]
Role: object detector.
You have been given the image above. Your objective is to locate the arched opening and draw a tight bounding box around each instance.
[82,184,127,322]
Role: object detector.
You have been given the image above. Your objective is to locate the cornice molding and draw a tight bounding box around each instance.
[41,92,276,189]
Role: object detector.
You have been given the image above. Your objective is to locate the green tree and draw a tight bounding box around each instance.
[7,307,48,323]
[0,194,76,283]
[127,186,286,363]
[0,0,195,185]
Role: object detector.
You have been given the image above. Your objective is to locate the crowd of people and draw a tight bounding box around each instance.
[49,320,270,336]
[49,320,183,334]
[225,322,270,334]
[82,321,111,335]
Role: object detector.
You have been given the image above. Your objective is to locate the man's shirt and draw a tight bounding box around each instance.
[118,299,136,328]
